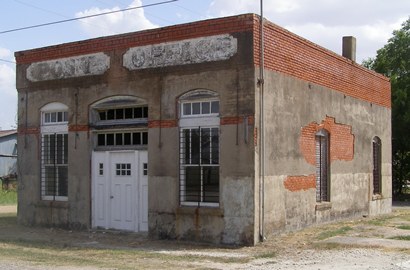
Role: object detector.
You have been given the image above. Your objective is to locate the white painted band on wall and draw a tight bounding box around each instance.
[26,52,110,82]
[123,34,238,70]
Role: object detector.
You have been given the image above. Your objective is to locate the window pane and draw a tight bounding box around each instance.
[201,128,211,164]
[183,103,191,115]
[185,167,201,202]
[98,134,105,146]
[124,108,132,119]
[143,107,148,118]
[211,101,219,114]
[106,134,114,146]
[203,166,219,203]
[192,103,200,115]
[142,132,148,145]
[134,107,143,118]
[45,113,51,123]
[133,132,141,145]
[107,109,115,120]
[115,109,124,120]
[99,112,106,121]
[202,102,210,114]
[63,111,68,122]
[124,133,131,145]
[183,129,190,164]
[191,129,200,164]
[49,134,56,164]
[50,112,57,122]
[58,166,68,196]
[56,134,63,164]
[211,128,219,164]
[115,133,123,146]
[63,134,68,164]
[44,166,56,196]
[57,112,63,122]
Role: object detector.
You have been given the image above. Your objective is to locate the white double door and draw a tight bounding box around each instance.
[92,151,148,232]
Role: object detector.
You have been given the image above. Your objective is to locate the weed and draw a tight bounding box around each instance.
[255,251,276,259]
[397,225,410,230]
[389,235,410,241]
[0,190,17,205]
[316,226,353,240]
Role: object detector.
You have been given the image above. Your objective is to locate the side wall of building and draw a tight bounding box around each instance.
[253,18,392,235]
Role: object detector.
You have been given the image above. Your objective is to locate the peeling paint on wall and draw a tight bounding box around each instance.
[123,34,237,70]
[284,174,316,192]
[26,52,110,82]
[299,116,355,166]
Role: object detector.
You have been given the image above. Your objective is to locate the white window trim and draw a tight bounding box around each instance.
[179,97,220,207]
[40,102,69,201]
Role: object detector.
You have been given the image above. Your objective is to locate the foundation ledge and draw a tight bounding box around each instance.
[315,202,332,211]
[177,206,224,217]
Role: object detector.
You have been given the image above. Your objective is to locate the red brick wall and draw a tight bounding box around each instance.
[253,18,391,108]
[284,174,316,192]
[299,116,354,166]
[15,14,255,64]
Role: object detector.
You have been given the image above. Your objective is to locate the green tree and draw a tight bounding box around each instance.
[364,17,410,197]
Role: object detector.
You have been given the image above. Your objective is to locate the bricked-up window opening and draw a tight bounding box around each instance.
[316,129,330,202]
[41,133,68,200]
[373,136,382,195]
[180,127,219,205]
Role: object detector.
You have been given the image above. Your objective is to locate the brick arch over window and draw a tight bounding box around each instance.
[372,136,382,195]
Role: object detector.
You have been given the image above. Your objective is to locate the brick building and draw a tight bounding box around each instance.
[15,14,391,245]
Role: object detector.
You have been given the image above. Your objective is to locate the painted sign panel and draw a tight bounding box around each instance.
[27,53,110,82]
[123,34,237,70]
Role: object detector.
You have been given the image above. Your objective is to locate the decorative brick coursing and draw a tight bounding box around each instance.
[148,120,178,128]
[17,126,40,135]
[220,115,254,125]
[284,174,316,192]
[299,116,354,166]
[68,125,89,132]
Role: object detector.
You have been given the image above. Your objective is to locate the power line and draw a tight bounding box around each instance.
[0,59,15,64]
[0,0,178,35]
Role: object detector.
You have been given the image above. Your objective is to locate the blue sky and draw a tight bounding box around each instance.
[0,0,409,129]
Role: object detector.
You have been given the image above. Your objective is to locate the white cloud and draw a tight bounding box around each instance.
[76,0,158,38]
[207,0,410,63]
[0,55,17,129]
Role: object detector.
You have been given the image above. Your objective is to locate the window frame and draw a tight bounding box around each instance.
[40,102,69,201]
[179,94,220,207]
[315,129,330,202]
[372,136,382,195]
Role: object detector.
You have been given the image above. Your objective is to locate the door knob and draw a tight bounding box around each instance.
[110,196,114,199]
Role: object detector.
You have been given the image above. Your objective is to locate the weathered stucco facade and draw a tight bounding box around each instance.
[15,14,391,245]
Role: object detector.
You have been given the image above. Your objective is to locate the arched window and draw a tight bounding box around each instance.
[372,136,382,195]
[40,102,69,201]
[179,90,220,206]
[316,129,330,202]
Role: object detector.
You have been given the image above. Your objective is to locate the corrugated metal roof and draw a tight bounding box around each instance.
[0,130,17,138]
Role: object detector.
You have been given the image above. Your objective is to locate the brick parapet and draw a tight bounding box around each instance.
[14,14,256,64]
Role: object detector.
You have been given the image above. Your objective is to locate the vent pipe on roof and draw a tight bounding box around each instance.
[342,36,356,62]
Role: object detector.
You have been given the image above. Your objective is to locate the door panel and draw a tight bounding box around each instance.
[92,150,148,232]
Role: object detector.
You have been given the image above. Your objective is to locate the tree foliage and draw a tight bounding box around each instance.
[363,17,410,196]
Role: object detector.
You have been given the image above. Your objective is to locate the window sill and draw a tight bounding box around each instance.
[315,202,332,211]
[372,194,383,201]
[177,205,224,217]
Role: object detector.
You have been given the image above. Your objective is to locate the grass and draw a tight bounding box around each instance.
[316,226,353,240]
[389,235,410,241]
[397,225,410,230]
[0,189,17,205]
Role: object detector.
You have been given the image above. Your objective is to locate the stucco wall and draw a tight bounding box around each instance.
[260,69,392,236]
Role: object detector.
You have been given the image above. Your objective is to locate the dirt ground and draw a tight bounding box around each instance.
[0,204,409,270]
